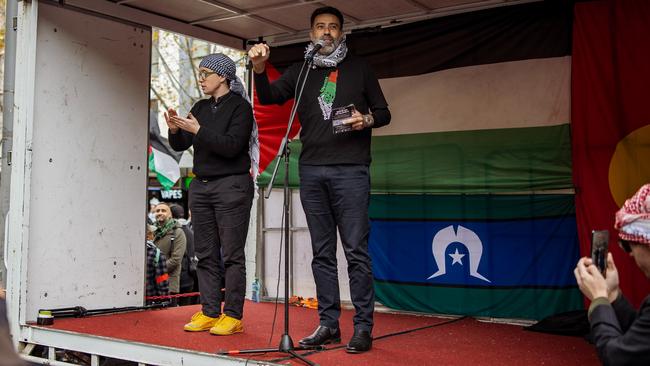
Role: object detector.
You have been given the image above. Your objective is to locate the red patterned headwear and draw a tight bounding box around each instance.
[615,183,650,245]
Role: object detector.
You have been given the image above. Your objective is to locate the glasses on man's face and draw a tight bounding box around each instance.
[618,239,632,253]
[198,70,219,80]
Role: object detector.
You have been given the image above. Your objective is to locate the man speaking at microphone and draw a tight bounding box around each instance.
[248,6,391,354]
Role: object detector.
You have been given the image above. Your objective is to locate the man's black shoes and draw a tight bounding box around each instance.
[298,325,372,354]
[298,325,341,346]
[346,329,372,354]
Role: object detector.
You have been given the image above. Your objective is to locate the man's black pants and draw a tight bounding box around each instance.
[299,164,374,332]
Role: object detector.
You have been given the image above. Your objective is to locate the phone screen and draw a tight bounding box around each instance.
[591,230,609,277]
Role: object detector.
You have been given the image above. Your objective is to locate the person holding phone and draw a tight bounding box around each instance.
[574,183,650,365]
[166,53,257,336]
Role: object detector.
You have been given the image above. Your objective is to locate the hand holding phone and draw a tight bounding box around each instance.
[591,230,609,277]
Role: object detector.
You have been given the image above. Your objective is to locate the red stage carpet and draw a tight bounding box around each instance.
[48,300,598,365]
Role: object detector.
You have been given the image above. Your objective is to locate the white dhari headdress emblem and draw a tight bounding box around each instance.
[427,225,490,283]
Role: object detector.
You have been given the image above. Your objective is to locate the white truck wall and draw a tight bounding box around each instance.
[22,3,150,321]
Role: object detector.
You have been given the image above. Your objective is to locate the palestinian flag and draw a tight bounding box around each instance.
[148,115,182,190]
[256,2,580,319]
[253,62,301,177]
[572,0,650,307]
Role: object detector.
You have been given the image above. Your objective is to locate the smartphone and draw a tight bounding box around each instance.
[591,230,609,277]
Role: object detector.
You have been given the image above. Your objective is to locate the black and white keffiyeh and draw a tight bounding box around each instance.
[199,53,260,183]
[305,35,348,68]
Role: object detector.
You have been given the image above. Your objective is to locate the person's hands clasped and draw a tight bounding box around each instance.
[343,110,374,131]
[164,107,179,134]
[169,113,201,135]
[574,256,609,301]
[248,43,270,74]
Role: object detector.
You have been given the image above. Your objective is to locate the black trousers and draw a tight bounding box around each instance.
[189,173,253,319]
[299,164,374,332]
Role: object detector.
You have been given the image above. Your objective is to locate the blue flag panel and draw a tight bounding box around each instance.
[370,217,579,288]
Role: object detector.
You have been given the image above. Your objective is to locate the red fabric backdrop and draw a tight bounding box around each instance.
[572,0,650,307]
[252,62,301,174]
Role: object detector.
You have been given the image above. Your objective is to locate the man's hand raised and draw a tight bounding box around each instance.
[248,43,270,74]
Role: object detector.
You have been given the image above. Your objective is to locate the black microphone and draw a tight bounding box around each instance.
[306,39,325,60]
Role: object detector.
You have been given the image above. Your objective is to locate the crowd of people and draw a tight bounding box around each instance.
[145,200,200,306]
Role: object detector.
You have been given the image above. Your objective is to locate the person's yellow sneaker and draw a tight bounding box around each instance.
[209,314,243,335]
[183,311,222,332]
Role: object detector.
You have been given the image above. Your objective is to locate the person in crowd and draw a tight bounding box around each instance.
[167,53,256,335]
[574,183,650,365]
[152,202,187,299]
[169,203,201,305]
[148,197,160,224]
[248,6,391,353]
[145,223,170,301]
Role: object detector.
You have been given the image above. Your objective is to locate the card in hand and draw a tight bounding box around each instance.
[331,104,356,134]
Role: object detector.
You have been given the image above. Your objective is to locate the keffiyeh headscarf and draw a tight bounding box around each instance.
[304,35,348,68]
[199,53,260,183]
[615,183,650,245]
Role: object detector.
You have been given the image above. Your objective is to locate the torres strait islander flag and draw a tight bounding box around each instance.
[573,0,650,307]
[255,2,583,319]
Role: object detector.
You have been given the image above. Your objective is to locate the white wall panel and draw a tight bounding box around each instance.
[24,4,150,320]
[262,230,285,298]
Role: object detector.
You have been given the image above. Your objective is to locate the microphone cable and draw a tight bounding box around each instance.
[267,316,468,363]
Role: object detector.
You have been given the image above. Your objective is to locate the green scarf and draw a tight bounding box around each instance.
[154,218,177,241]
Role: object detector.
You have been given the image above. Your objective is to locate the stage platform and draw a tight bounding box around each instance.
[32,300,599,365]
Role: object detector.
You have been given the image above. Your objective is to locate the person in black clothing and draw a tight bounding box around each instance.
[574,183,650,365]
[248,6,391,353]
[167,53,256,336]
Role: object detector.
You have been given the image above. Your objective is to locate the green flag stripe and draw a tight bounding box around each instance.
[371,123,572,193]
[148,150,176,190]
[259,124,572,193]
[369,193,574,221]
[155,172,176,191]
[375,281,582,320]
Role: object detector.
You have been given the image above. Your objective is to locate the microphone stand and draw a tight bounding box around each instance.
[218,56,321,366]
[41,302,172,318]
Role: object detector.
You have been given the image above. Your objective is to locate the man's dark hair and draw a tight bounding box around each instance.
[310,6,344,28]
